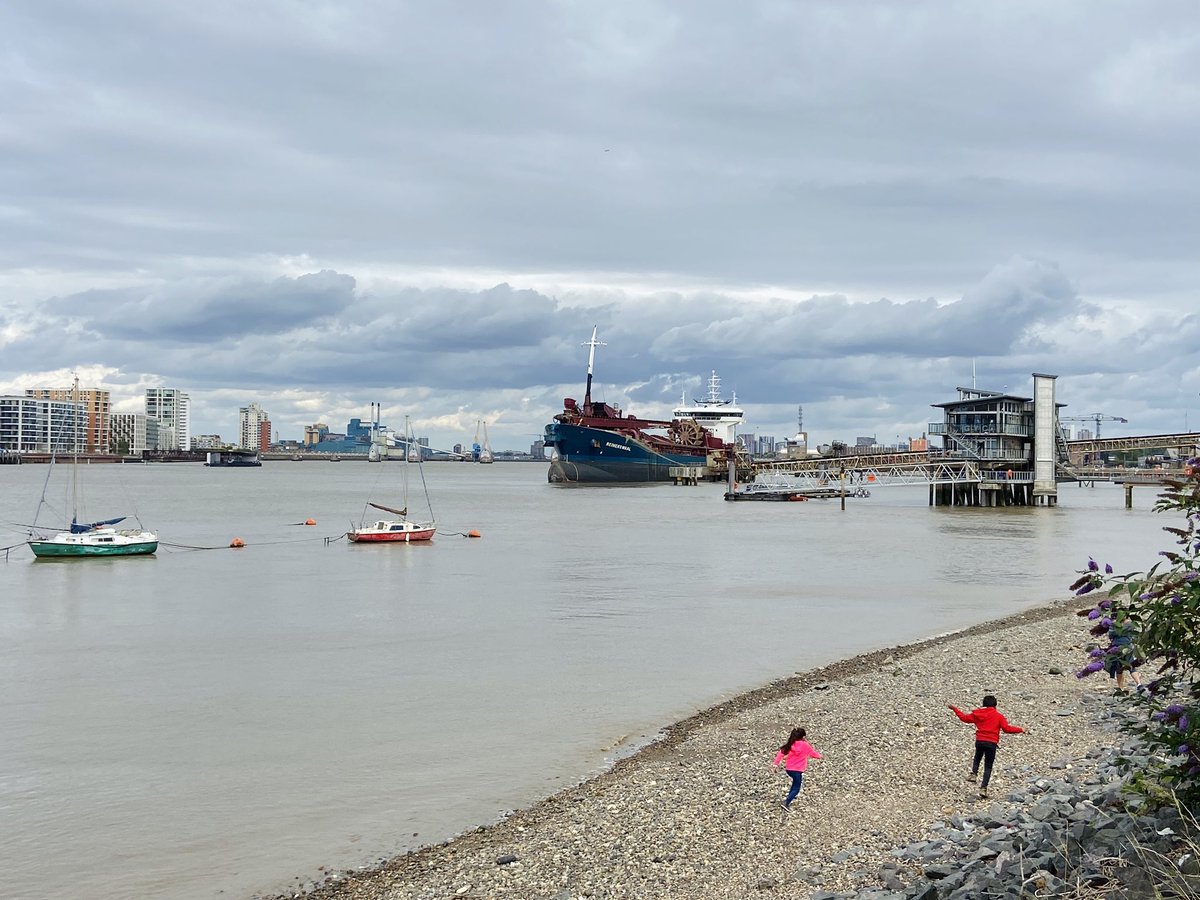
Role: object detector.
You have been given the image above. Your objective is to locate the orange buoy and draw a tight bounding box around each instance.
[467,530,482,538]
[305,518,316,526]
[229,537,245,548]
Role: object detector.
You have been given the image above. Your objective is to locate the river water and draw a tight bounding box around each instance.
[0,461,1172,899]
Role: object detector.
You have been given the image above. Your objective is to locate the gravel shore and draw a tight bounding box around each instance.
[278,600,1126,900]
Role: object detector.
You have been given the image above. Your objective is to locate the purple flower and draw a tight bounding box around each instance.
[1172,596,1183,605]
[1088,559,1099,572]
[1104,563,1113,574]
[1098,599,1112,610]
[1181,716,1190,731]
[1184,573,1199,583]
[1076,582,1097,596]
[1088,609,1101,620]
[1099,617,1113,629]
[1153,712,1168,721]
[1076,660,1105,677]
[1166,705,1185,716]
[1089,647,1106,658]
[1180,744,1191,755]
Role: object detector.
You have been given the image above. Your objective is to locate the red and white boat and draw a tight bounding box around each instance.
[348,504,436,543]
[348,416,437,544]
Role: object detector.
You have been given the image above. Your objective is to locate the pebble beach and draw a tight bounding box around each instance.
[276,601,1148,900]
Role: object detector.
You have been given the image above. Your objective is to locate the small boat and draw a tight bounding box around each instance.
[723,483,810,502]
[27,377,158,558]
[724,483,872,502]
[29,523,160,557]
[348,417,436,544]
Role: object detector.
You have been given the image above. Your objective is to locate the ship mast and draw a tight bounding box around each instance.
[581,326,606,408]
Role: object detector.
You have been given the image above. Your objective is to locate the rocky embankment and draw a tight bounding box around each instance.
[274,602,1197,900]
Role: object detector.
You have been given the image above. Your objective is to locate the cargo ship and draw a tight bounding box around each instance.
[543,328,742,484]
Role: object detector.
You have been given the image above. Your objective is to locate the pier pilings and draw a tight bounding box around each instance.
[929,481,1034,507]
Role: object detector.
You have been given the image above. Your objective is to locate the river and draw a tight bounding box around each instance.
[0,460,1171,899]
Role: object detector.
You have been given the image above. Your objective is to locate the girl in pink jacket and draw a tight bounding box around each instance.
[772,727,822,810]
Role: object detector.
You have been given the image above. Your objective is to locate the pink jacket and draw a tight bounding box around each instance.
[773,740,822,772]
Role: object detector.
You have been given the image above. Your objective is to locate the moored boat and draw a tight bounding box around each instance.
[26,377,158,559]
[30,525,159,557]
[347,417,436,544]
[543,327,738,484]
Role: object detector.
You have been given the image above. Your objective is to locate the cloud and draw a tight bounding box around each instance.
[2,3,1199,447]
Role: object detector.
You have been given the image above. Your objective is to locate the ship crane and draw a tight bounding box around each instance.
[1060,413,1129,439]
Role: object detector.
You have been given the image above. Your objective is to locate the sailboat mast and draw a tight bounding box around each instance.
[581,325,606,409]
[71,374,80,522]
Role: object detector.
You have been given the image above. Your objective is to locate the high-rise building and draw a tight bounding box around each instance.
[26,387,111,451]
[110,413,159,455]
[239,403,271,451]
[304,423,329,447]
[0,395,86,453]
[145,388,190,451]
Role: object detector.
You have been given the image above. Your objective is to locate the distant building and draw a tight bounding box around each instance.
[239,403,271,452]
[783,430,809,459]
[530,439,545,458]
[146,388,191,451]
[0,395,86,453]
[191,434,223,450]
[304,423,329,446]
[111,414,159,455]
[346,418,372,441]
[26,387,111,452]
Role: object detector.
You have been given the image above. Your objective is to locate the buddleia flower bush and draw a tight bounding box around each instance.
[1073,457,1200,805]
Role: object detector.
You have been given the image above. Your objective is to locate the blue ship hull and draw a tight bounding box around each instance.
[543,422,708,483]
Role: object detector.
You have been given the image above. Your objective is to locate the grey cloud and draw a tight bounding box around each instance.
[54,271,355,343]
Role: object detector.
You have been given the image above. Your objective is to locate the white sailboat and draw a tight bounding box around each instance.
[27,377,158,558]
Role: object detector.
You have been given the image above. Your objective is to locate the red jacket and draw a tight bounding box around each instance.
[951,706,1023,744]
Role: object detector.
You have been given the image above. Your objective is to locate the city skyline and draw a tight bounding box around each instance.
[2,3,1198,450]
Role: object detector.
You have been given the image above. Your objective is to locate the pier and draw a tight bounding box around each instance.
[712,373,1199,508]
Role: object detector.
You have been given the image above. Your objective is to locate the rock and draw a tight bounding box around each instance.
[495,854,518,866]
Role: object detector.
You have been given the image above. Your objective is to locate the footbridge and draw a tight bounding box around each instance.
[745,452,1033,507]
[738,429,1200,508]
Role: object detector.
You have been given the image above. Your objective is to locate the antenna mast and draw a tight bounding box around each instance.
[581,326,606,408]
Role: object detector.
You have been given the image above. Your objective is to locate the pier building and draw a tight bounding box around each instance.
[927,372,1063,506]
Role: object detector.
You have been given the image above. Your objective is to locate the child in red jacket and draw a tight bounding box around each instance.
[948,695,1024,798]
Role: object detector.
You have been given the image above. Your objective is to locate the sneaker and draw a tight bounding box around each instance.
[966,773,978,782]
[978,790,989,800]
[780,801,791,812]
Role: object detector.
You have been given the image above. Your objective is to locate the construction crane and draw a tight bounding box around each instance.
[1060,413,1129,439]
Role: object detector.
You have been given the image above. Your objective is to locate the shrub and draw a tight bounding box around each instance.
[1073,457,1200,806]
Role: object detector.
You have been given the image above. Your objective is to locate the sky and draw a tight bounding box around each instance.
[2,1,1199,451]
